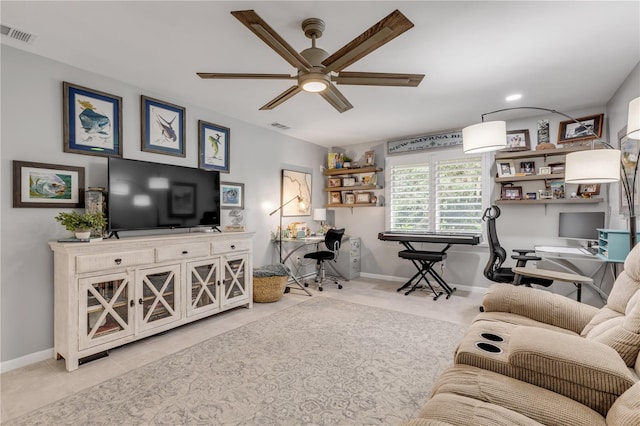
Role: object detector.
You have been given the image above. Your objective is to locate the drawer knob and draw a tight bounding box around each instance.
[230,245,236,250]
[114,258,122,265]
[182,250,189,255]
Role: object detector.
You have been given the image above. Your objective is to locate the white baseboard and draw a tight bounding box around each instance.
[359,272,487,294]
[1,348,53,373]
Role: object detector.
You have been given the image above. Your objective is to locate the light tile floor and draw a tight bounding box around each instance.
[0,277,485,423]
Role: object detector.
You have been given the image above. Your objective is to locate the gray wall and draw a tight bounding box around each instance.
[0,46,327,367]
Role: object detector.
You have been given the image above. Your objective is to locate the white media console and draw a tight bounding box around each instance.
[49,232,254,371]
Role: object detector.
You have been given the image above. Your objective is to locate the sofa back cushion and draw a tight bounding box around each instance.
[581,245,640,367]
[606,381,640,426]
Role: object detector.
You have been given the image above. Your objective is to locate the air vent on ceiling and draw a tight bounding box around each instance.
[270,122,291,130]
[1,24,37,44]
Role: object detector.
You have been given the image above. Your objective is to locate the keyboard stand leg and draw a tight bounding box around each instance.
[428,268,456,299]
[397,270,421,292]
[406,259,442,300]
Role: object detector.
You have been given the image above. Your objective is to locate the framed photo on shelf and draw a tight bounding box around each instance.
[344,193,356,205]
[496,160,516,177]
[520,161,535,175]
[342,177,356,187]
[501,186,523,200]
[549,180,565,199]
[525,192,537,200]
[539,166,552,175]
[327,178,342,188]
[356,192,372,203]
[63,82,122,158]
[220,181,244,209]
[364,150,375,166]
[141,95,186,157]
[557,113,604,144]
[503,129,531,151]
[13,160,85,208]
[539,189,553,199]
[577,183,600,197]
[199,120,230,172]
[549,163,565,174]
[330,191,342,204]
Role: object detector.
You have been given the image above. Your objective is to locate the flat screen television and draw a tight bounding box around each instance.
[558,211,605,244]
[108,158,220,233]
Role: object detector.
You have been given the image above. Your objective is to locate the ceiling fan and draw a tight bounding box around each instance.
[197,9,424,113]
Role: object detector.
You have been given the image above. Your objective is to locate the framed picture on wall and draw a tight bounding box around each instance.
[13,160,85,208]
[281,169,311,216]
[63,82,122,158]
[557,113,604,144]
[141,95,186,157]
[220,181,244,209]
[503,129,530,151]
[199,120,230,172]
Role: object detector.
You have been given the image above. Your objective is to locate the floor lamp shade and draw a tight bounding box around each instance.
[462,121,507,153]
[565,149,621,184]
[628,97,640,140]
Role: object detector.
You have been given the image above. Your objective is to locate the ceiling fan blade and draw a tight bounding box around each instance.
[259,85,302,110]
[197,72,296,80]
[322,10,414,73]
[333,71,424,87]
[319,85,353,113]
[231,10,312,71]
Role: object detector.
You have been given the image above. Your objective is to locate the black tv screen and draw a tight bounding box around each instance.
[108,158,220,232]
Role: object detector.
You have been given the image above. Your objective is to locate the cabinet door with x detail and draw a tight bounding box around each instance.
[221,253,249,307]
[79,271,134,350]
[136,264,182,333]
[186,258,221,317]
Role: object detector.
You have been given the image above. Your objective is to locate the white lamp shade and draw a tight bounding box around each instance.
[462,121,507,153]
[628,97,640,140]
[565,149,621,184]
[313,208,327,221]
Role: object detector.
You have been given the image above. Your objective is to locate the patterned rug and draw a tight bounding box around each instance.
[7,297,466,425]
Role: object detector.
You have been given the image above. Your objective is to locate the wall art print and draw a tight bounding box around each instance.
[141,95,186,157]
[220,182,244,209]
[199,120,230,172]
[13,160,85,208]
[281,169,311,217]
[63,82,122,158]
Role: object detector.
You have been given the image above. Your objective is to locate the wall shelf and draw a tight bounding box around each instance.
[324,203,379,208]
[495,198,603,205]
[494,144,603,160]
[495,174,564,183]
[323,166,382,176]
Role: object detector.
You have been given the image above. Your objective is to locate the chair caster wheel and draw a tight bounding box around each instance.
[319,287,324,292]
[304,283,309,287]
[338,284,343,289]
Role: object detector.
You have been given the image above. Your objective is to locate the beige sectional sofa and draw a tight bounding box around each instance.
[403,242,640,425]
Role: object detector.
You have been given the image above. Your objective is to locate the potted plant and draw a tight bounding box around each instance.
[342,155,353,168]
[55,211,107,239]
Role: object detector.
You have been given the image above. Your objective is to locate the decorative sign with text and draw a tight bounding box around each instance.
[387,129,463,154]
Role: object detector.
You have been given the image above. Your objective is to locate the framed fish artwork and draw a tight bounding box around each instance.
[141,95,186,157]
[198,120,230,173]
[13,160,85,208]
[63,82,123,157]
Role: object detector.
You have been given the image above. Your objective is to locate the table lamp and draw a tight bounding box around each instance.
[313,208,327,233]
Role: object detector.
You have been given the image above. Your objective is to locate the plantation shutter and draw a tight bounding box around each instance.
[435,157,483,232]
[389,163,430,232]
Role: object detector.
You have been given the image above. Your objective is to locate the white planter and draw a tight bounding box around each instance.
[74,230,91,239]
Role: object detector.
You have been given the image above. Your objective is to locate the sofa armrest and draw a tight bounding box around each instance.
[482,284,600,333]
[509,326,636,396]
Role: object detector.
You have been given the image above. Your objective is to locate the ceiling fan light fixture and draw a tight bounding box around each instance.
[299,73,329,92]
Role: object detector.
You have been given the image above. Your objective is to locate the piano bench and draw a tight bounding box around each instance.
[398,250,447,262]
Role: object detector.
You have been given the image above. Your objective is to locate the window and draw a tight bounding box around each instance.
[386,149,489,234]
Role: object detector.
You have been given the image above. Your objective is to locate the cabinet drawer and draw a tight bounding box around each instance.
[156,243,210,263]
[212,240,250,253]
[77,250,155,273]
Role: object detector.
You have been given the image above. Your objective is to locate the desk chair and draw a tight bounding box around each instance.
[304,228,345,291]
[483,205,553,288]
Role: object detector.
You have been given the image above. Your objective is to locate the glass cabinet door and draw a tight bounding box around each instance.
[79,272,133,350]
[137,264,181,332]
[221,254,249,306]
[186,259,220,317]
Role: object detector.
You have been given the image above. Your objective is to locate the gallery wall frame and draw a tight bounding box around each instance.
[199,120,230,172]
[557,113,604,144]
[13,160,85,208]
[221,181,244,209]
[281,169,311,216]
[141,95,186,157]
[504,129,531,151]
[63,82,122,158]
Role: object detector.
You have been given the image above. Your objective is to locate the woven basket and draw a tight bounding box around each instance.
[253,274,287,303]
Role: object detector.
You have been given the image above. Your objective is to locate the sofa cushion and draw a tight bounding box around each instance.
[429,365,606,426]
[606,381,640,426]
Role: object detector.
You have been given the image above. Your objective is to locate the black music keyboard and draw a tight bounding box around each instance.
[378,231,480,245]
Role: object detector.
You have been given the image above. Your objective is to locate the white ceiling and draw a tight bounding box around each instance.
[2,1,639,148]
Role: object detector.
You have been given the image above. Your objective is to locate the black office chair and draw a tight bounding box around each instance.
[483,205,553,287]
[304,228,345,291]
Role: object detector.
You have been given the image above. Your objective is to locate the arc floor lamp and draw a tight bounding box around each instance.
[462,97,640,248]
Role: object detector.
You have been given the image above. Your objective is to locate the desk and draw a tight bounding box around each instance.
[534,245,610,302]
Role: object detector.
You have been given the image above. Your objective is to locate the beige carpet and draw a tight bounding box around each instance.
[7,297,466,425]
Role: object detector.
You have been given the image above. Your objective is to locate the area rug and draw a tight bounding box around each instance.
[7,297,466,425]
